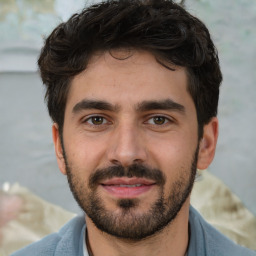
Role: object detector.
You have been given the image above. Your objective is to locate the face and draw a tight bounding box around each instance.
[53,50,216,240]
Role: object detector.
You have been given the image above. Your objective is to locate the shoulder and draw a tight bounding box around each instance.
[188,206,256,256]
[11,215,86,256]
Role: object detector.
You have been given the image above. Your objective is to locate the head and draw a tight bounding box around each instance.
[38,0,222,138]
[39,0,221,241]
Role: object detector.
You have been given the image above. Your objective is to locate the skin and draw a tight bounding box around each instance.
[53,50,218,256]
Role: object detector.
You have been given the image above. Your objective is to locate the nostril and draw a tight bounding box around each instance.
[133,159,143,164]
[110,158,144,168]
[110,159,121,166]
[107,131,147,166]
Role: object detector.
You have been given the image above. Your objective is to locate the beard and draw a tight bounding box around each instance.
[63,146,198,241]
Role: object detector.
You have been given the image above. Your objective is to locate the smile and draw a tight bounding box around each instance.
[113,184,143,187]
[100,178,156,198]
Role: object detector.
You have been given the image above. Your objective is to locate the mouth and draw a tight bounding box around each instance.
[100,177,156,198]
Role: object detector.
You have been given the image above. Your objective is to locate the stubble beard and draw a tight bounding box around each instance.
[63,146,198,241]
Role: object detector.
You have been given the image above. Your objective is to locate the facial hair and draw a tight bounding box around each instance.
[63,146,198,240]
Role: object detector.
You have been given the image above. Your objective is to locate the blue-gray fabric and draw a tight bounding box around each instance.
[11,206,255,256]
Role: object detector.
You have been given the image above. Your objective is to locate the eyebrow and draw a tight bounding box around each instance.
[72,98,185,115]
[136,99,185,113]
[72,99,119,114]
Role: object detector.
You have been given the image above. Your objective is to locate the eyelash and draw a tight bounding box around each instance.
[82,114,173,127]
[147,116,170,125]
[145,115,175,128]
[83,115,110,126]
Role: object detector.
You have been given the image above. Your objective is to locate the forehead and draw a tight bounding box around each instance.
[66,50,193,111]
[86,49,181,78]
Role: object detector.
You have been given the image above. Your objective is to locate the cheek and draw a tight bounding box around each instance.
[149,134,195,169]
[64,132,109,174]
[159,147,191,183]
[147,135,197,191]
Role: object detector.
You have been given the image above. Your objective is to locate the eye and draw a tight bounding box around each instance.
[147,116,169,125]
[85,116,108,125]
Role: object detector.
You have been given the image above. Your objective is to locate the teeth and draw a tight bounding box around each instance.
[118,184,142,187]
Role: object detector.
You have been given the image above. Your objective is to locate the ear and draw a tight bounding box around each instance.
[197,117,218,170]
[52,123,67,175]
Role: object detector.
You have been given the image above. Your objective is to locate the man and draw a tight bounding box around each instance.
[12,0,255,255]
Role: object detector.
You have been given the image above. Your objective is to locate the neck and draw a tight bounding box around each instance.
[85,200,190,256]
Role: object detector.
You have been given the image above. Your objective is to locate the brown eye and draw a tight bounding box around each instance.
[153,116,167,125]
[92,116,104,125]
[86,116,107,125]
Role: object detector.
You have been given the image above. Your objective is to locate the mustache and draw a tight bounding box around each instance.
[89,164,166,189]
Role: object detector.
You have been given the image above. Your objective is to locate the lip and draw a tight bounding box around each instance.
[100,178,156,198]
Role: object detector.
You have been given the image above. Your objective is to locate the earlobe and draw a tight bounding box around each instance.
[197,117,218,170]
[52,123,67,175]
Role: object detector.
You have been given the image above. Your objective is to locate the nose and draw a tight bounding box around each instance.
[107,123,147,167]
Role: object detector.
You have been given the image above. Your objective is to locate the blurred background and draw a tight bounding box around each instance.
[0,0,256,215]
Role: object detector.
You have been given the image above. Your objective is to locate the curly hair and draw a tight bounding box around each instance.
[38,0,222,137]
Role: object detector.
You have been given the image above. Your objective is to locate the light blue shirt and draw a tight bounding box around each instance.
[11,206,256,256]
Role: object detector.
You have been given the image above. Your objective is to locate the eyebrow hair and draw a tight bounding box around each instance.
[72,99,119,114]
[136,99,185,113]
[72,98,185,115]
